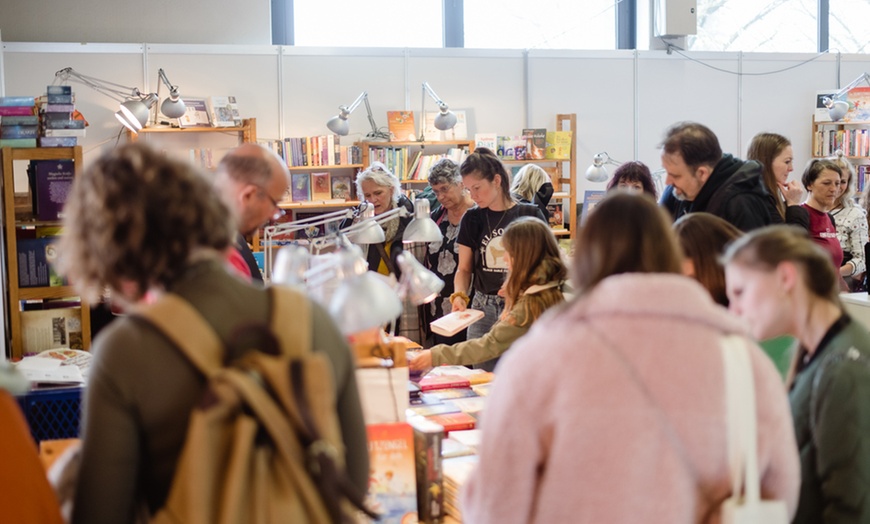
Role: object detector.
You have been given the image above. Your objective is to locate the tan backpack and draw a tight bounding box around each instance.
[135,286,375,524]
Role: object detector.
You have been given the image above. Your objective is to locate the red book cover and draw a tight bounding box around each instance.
[427,412,476,433]
[418,375,471,391]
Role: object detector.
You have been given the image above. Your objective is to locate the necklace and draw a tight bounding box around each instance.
[485,206,511,235]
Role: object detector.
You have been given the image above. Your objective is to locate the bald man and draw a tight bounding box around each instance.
[214,143,289,282]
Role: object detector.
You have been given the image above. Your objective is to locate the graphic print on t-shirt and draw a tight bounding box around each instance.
[484,235,508,269]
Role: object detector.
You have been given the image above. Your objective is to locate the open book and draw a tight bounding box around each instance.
[430,309,484,337]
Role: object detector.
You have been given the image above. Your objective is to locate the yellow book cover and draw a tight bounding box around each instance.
[387,111,417,141]
[545,130,573,160]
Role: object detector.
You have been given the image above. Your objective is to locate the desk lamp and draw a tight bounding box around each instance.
[54,67,156,134]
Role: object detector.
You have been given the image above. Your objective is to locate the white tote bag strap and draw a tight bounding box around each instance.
[721,334,761,504]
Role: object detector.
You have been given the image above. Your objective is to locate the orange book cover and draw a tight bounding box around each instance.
[387,110,417,141]
[365,423,418,524]
[427,412,477,433]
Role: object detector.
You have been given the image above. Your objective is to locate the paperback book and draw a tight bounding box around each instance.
[545,130,573,160]
[290,173,311,202]
[208,95,241,127]
[364,423,418,524]
[310,172,331,200]
[387,110,416,141]
[430,309,484,337]
[523,128,547,160]
[331,173,354,200]
[178,98,211,127]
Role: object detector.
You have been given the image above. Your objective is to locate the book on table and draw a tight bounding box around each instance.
[430,309,484,337]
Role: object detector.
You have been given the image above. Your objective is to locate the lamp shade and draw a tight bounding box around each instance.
[119,94,157,131]
[829,100,850,122]
[327,115,350,136]
[272,245,310,287]
[403,199,443,243]
[396,252,444,305]
[585,164,609,182]
[115,109,141,133]
[161,96,186,118]
[329,272,403,335]
[434,110,457,131]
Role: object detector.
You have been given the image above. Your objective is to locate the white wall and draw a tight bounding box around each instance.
[2,41,869,196]
[0,0,271,45]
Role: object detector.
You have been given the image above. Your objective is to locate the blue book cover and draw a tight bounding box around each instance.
[17,237,58,287]
[31,160,75,220]
[45,119,85,129]
[39,136,77,148]
[47,94,73,104]
[0,96,35,107]
[0,125,38,139]
[46,85,72,95]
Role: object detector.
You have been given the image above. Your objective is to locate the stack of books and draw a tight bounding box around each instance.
[0,96,38,147]
[442,454,479,522]
[40,86,85,147]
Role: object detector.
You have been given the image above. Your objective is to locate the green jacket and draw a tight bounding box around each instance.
[428,281,566,367]
[790,316,870,524]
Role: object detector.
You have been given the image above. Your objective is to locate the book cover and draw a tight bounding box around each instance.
[0,96,35,106]
[523,128,547,160]
[430,309,485,337]
[0,138,37,147]
[39,136,77,148]
[1,115,39,126]
[419,375,471,391]
[425,388,479,400]
[178,98,211,127]
[427,412,476,433]
[475,132,497,151]
[501,136,526,160]
[547,203,565,229]
[408,401,460,418]
[545,130,573,160]
[310,172,331,200]
[31,160,75,221]
[387,110,416,141]
[290,173,311,202]
[0,125,38,139]
[17,238,54,287]
[581,190,607,225]
[843,87,870,122]
[331,173,354,200]
[46,85,72,95]
[20,307,83,353]
[208,95,241,127]
[0,106,36,116]
[408,416,445,524]
[365,423,418,524]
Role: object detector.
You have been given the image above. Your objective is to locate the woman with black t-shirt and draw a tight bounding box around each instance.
[451,147,546,371]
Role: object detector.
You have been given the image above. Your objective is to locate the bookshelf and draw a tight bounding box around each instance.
[811,117,870,159]
[126,118,257,170]
[1,146,90,359]
[358,139,475,186]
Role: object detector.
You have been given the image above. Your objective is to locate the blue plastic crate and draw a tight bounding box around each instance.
[15,386,83,443]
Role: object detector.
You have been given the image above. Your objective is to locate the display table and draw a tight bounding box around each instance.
[841,292,870,331]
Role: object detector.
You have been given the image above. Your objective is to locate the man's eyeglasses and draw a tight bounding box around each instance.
[256,186,286,221]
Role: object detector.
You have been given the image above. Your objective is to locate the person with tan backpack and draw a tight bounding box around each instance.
[57,143,370,524]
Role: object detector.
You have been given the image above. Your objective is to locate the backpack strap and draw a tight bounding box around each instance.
[269,286,311,359]
[133,294,224,377]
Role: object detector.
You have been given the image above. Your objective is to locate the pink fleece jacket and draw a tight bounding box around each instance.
[462,273,800,524]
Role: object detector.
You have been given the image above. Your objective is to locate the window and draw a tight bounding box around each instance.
[829,0,870,53]
[688,0,816,53]
[294,0,443,47]
[463,0,616,50]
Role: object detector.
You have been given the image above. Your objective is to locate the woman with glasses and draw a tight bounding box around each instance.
[423,158,475,345]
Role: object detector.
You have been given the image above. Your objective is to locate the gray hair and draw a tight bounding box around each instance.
[427,158,461,187]
[511,164,551,202]
[356,161,400,204]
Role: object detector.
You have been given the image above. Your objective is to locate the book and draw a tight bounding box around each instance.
[0,115,39,126]
[423,109,468,141]
[0,125,38,139]
[475,132,497,151]
[418,375,472,391]
[430,309,484,337]
[44,103,74,113]
[581,190,607,225]
[0,96,35,106]
[0,106,35,116]
[500,136,526,160]
[20,307,84,354]
[425,388,479,400]
[427,412,476,433]
[408,401,460,418]
[43,128,86,137]
[387,110,416,141]
[547,203,565,229]
[545,130,573,160]
[30,160,75,220]
[310,172,331,200]
[408,416,445,523]
[842,87,870,122]
[365,423,418,524]
[331,173,354,200]
[17,238,59,287]
[178,98,211,127]
[0,138,36,147]
[523,128,547,160]
[46,85,72,95]
[44,119,85,129]
[39,136,77,148]
[290,173,311,202]
[208,95,241,127]
[47,94,73,104]
[470,383,491,397]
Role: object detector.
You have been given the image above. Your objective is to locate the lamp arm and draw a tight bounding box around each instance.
[345,91,367,114]
[338,205,408,237]
[157,68,180,98]
[422,82,448,111]
[56,67,140,101]
[829,72,870,101]
[264,209,351,239]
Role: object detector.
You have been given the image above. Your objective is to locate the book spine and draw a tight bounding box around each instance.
[0,115,39,126]
[0,96,36,107]
[0,125,38,139]
[0,106,35,116]
[46,94,73,104]
[45,119,85,129]
[44,104,75,113]
[39,136,77,148]
[46,85,73,95]
[43,128,86,137]
[0,138,37,147]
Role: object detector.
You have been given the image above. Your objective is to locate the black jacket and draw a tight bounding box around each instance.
[672,154,772,232]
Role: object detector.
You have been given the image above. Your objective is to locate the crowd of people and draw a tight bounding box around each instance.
[3,119,870,523]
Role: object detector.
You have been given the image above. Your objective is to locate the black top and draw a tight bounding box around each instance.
[457,202,546,295]
[235,233,263,284]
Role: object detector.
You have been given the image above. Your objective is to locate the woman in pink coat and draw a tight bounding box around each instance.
[462,192,800,523]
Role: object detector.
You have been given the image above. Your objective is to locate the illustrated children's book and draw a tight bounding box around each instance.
[387,110,416,141]
[310,172,331,201]
[364,423,418,524]
[331,173,354,200]
[290,173,311,202]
